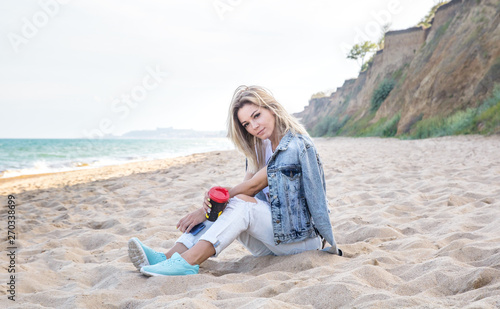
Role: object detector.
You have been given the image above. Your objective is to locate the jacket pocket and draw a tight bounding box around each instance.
[279,166,302,196]
[280,166,301,183]
[279,166,307,231]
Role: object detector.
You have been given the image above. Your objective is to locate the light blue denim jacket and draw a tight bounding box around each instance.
[256,131,339,254]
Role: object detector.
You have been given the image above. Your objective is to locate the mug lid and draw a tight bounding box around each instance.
[209,186,230,203]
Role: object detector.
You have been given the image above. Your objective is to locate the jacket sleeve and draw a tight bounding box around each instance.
[300,143,339,254]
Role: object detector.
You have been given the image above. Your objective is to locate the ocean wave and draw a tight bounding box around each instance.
[0,138,234,179]
[0,160,93,178]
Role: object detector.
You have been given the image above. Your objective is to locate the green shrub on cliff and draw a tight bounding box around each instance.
[406,85,500,138]
[473,85,500,134]
[311,115,350,136]
[311,86,500,139]
[359,113,401,137]
[474,102,500,133]
[408,108,476,139]
[338,112,374,136]
[312,116,333,136]
[371,79,395,112]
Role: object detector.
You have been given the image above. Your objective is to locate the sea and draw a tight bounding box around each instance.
[0,138,234,178]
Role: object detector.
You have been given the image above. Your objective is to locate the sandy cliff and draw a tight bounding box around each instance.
[296,0,500,136]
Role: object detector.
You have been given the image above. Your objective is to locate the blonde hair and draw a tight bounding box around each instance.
[227,85,308,173]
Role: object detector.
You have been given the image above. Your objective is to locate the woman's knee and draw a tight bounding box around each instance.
[235,194,257,203]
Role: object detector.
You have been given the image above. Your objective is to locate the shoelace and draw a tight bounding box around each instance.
[158,254,182,266]
[152,251,166,260]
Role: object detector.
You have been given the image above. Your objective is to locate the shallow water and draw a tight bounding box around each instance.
[0,138,233,178]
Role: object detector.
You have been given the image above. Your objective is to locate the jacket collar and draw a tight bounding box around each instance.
[274,130,295,152]
[267,130,297,166]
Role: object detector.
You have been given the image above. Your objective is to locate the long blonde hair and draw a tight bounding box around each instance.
[227,85,308,173]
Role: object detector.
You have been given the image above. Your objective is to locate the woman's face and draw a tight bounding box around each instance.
[237,103,276,140]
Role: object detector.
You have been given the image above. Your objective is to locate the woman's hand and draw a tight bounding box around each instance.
[202,187,231,213]
[176,208,206,233]
[202,190,211,215]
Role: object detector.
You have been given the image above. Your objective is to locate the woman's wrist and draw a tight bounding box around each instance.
[197,207,207,220]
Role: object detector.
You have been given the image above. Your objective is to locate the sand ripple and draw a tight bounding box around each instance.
[1,137,500,308]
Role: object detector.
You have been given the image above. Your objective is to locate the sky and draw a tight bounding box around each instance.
[0,0,438,138]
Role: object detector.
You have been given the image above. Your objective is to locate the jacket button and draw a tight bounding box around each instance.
[276,240,281,244]
[276,220,280,224]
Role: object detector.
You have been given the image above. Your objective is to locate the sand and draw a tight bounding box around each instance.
[1,135,499,308]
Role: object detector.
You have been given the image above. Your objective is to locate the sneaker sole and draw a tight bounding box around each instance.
[128,237,150,271]
[140,268,198,277]
[140,268,159,277]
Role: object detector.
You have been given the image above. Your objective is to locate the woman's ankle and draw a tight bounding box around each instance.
[165,243,189,259]
[181,240,215,265]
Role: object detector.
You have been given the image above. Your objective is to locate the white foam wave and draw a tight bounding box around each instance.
[0,141,234,179]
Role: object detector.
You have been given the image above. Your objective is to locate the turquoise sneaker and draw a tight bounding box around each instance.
[140,252,199,276]
[128,237,167,270]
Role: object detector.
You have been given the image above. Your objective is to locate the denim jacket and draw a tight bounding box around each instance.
[259,131,339,254]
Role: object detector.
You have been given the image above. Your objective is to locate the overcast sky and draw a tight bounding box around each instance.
[0,0,438,138]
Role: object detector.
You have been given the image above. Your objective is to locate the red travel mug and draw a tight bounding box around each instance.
[206,187,230,222]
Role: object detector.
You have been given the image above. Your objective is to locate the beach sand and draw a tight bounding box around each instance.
[1,136,500,308]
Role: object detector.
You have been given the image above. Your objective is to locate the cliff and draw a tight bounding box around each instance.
[296,0,500,137]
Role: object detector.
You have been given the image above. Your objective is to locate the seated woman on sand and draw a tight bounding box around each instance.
[128,85,342,276]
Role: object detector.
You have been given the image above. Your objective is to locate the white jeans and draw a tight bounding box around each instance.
[176,197,322,257]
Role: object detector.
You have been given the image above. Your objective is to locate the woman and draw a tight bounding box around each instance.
[128,85,342,276]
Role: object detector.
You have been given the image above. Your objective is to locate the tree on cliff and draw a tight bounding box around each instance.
[311,91,327,99]
[377,23,391,50]
[347,41,378,72]
[364,23,391,72]
[417,1,450,28]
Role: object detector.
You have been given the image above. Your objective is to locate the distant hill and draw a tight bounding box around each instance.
[295,0,500,138]
[115,127,226,139]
